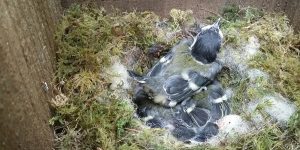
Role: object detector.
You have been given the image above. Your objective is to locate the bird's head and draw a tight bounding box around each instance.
[186,70,211,87]
[200,18,223,39]
[208,81,226,102]
[189,18,223,64]
[132,84,154,106]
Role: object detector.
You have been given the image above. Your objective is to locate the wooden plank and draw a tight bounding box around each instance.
[0,0,61,149]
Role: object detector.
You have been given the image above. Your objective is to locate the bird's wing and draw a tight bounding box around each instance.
[188,107,210,127]
[163,75,189,94]
[210,101,231,121]
[145,117,164,128]
[168,89,194,102]
[162,74,209,103]
[191,31,221,64]
[222,101,231,115]
[147,52,174,77]
[171,119,196,142]
[178,110,195,128]
[192,122,219,142]
[127,70,147,83]
[163,75,198,103]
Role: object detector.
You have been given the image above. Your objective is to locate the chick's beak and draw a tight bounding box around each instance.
[213,18,221,29]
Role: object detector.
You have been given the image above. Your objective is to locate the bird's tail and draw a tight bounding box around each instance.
[211,100,231,121]
[127,70,147,83]
[192,122,219,142]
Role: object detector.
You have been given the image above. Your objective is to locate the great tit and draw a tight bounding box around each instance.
[133,84,222,143]
[189,18,223,64]
[128,69,211,107]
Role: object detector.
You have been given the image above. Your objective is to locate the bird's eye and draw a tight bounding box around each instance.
[212,28,218,32]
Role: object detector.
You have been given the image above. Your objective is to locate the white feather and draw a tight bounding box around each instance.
[201,24,213,31]
[143,116,154,122]
[188,81,200,91]
[186,104,196,113]
[169,101,177,107]
[181,70,190,81]
[189,32,201,50]
[137,80,146,84]
[154,95,167,104]
[108,61,130,90]
[159,56,167,63]
[219,30,223,39]
[212,94,227,103]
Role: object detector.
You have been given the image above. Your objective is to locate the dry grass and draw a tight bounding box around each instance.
[52,4,300,150]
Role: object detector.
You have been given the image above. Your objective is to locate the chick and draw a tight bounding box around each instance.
[189,18,223,64]
[190,81,231,122]
[141,19,224,78]
[145,38,223,79]
[170,102,220,143]
[133,84,223,143]
[128,69,211,107]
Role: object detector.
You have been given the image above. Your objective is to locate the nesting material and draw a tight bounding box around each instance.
[247,69,268,82]
[50,93,69,107]
[53,4,300,149]
[208,115,251,145]
[243,36,260,58]
[220,35,261,75]
[247,94,297,126]
[107,60,131,90]
[264,95,297,125]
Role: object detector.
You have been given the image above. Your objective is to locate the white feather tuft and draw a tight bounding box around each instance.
[188,81,200,91]
[247,94,297,126]
[108,60,130,90]
[154,95,167,104]
[169,101,177,107]
[143,116,154,122]
[186,104,196,113]
[201,24,213,31]
[244,36,260,57]
[219,30,224,39]
[207,115,251,146]
[159,56,167,63]
[212,94,228,103]
[181,70,190,80]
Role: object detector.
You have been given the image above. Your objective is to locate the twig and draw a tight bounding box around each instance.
[125,128,140,133]
[290,45,300,55]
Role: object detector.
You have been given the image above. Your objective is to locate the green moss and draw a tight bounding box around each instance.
[169,9,195,29]
[288,110,300,141]
[217,5,300,149]
[227,125,294,150]
[220,6,300,107]
[52,4,192,150]
[52,4,300,150]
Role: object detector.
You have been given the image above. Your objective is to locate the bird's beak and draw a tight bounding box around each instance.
[213,18,221,29]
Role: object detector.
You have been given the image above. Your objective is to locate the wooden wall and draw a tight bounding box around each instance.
[61,0,300,32]
[0,0,298,149]
[0,0,61,149]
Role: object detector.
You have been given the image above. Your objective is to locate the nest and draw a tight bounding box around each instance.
[51,4,300,150]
